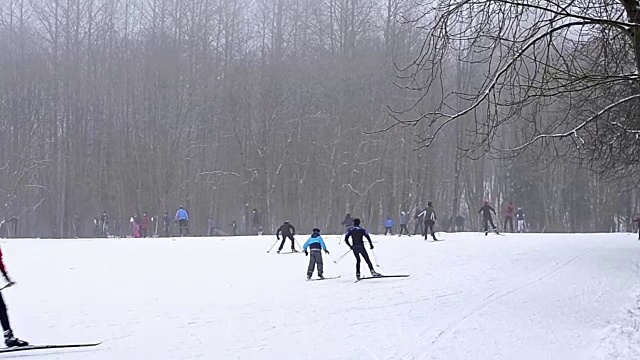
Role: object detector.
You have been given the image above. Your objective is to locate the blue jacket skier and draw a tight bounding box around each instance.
[175,207,189,236]
[303,228,329,280]
[384,217,394,235]
[345,219,380,280]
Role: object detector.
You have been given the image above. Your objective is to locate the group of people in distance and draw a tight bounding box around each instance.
[276,218,381,281]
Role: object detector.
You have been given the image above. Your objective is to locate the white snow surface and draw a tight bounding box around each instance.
[2,232,640,359]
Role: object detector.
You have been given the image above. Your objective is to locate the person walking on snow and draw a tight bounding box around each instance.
[345,218,380,280]
[504,201,515,232]
[342,213,354,234]
[479,201,498,235]
[0,246,28,347]
[515,208,526,233]
[303,228,329,280]
[423,202,439,241]
[384,217,394,235]
[276,220,297,253]
[413,206,425,235]
[399,211,409,236]
[140,213,150,238]
[175,206,189,236]
[163,212,171,237]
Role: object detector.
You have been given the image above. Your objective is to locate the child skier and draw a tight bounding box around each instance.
[0,246,28,347]
[516,208,526,233]
[399,211,409,236]
[345,219,380,280]
[384,217,394,235]
[303,228,329,280]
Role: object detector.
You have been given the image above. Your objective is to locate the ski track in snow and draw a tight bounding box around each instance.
[0,233,639,359]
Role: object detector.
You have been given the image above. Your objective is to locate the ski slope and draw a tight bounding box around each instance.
[2,232,640,359]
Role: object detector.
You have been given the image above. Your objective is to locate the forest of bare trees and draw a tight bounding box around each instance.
[0,0,637,238]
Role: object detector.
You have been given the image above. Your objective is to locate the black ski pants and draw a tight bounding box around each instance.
[278,234,295,251]
[504,216,514,232]
[483,217,497,232]
[140,227,148,238]
[424,220,436,240]
[307,250,323,277]
[399,224,408,235]
[352,245,374,276]
[178,219,189,235]
[384,227,392,235]
[0,292,12,332]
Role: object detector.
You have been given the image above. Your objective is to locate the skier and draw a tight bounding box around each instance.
[633,217,640,239]
[342,213,354,233]
[515,208,526,233]
[0,246,28,347]
[99,211,109,237]
[175,206,189,236]
[163,212,171,237]
[504,201,515,232]
[276,221,297,253]
[303,228,329,280]
[479,201,498,235]
[384,217,394,235]
[344,218,380,280]
[399,211,409,236]
[413,206,425,235]
[423,201,439,241]
[130,213,140,238]
[140,213,150,238]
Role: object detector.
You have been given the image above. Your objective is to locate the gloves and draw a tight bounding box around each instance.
[325,250,330,255]
[348,245,353,250]
[370,245,374,250]
[304,250,308,256]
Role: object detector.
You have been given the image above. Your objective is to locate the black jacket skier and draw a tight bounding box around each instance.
[0,246,28,347]
[423,202,438,241]
[345,218,380,280]
[478,202,498,234]
[276,221,296,253]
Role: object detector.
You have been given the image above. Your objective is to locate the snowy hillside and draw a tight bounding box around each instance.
[1,233,640,359]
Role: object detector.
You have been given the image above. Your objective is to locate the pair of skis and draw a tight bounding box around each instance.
[0,342,101,353]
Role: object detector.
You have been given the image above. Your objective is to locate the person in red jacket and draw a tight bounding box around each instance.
[503,202,515,232]
[140,213,151,238]
[0,248,28,347]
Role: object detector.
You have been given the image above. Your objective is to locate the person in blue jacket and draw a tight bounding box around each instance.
[175,206,189,236]
[303,228,329,280]
[384,217,394,235]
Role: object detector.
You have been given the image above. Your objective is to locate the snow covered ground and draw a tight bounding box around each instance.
[2,232,640,359]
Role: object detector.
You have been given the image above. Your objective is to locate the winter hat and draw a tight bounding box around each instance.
[353,218,361,226]
[312,228,320,233]
[427,201,432,207]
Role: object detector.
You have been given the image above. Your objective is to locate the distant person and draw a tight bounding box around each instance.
[399,211,409,236]
[454,215,465,232]
[163,212,171,237]
[7,217,17,238]
[140,213,150,238]
[342,213,354,234]
[208,218,216,236]
[303,228,329,280]
[175,206,189,236]
[423,202,439,241]
[345,218,380,280]
[99,211,109,237]
[634,216,640,239]
[72,213,80,238]
[130,213,140,238]
[231,220,238,236]
[504,202,515,232]
[276,221,297,253]
[515,208,526,233]
[479,201,498,235]
[384,217,394,235]
[0,244,28,347]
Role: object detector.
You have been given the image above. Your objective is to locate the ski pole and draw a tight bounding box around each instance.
[333,249,352,264]
[266,239,280,253]
[371,248,381,267]
[294,238,304,251]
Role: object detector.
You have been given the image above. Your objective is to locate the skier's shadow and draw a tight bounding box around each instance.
[0,348,102,358]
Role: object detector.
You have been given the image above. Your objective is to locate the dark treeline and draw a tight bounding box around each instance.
[0,0,637,238]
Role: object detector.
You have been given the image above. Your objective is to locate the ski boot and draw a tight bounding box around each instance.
[307,275,312,280]
[276,250,281,254]
[356,273,361,280]
[371,270,382,277]
[4,330,28,347]
[318,275,324,280]
[485,231,488,236]
[291,248,299,252]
